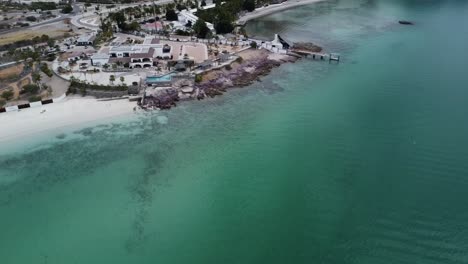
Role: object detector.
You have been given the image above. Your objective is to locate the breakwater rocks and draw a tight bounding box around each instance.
[197,58,283,99]
[140,88,179,110]
[140,54,295,110]
[293,42,323,52]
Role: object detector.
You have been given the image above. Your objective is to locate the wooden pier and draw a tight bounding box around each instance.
[289,50,341,63]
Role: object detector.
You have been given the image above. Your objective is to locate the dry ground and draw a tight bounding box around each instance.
[0,22,73,46]
[0,64,23,81]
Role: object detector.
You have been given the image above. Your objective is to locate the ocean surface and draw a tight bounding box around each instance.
[2,0,468,263]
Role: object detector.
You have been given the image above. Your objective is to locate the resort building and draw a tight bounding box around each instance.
[108,37,173,68]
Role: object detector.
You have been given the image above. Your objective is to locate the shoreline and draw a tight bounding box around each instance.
[237,0,326,24]
[140,48,305,110]
[0,97,137,146]
[0,1,328,144]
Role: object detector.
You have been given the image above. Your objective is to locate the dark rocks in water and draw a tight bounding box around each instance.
[399,20,414,25]
[142,89,179,110]
[195,58,284,100]
[292,42,323,52]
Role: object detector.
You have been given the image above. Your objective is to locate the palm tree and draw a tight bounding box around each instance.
[32,72,41,84]
[109,75,115,84]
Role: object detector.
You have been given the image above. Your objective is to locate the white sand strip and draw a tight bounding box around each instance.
[237,0,325,24]
[0,97,136,144]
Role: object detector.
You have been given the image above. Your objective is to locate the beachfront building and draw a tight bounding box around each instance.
[108,37,173,68]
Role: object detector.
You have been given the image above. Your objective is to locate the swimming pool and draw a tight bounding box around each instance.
[146,74,172,83]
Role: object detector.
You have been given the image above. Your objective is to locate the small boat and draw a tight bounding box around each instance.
[399,20,414,25]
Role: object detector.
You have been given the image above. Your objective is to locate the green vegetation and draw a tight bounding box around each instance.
[61,4,73,14]
[25,16,37,22]
[250,41,258,49]
[0,99,5,107]
[40,63,53,77]
[23,83,40,94]
[243,0,256,12]
[68,80,128,95]
[193,18,210,38]
[195,74,203,83]
[196,0,279,34]
[28,95,42,102]
[1,90,14,101]
[77,0,134,3]
[175,29,191,36]
[165,9,178,21]
[0,34,51,52]
[30,2,57,11]
[32,72,41,84]
[108,11,140,32]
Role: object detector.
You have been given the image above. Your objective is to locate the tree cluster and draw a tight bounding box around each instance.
[0,34,51,52]
[61,4,73,14]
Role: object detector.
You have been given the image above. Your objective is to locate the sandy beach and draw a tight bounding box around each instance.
[237,0,325,24]
[0,97,136,145]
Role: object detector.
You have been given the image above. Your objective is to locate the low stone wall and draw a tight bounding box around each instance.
[85,90,128,99]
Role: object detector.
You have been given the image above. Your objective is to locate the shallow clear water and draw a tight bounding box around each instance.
[2,1,468,263]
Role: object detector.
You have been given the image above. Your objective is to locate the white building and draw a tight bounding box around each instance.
[90,53,109,66]
[178,10,214,31]
[108,37,172,68]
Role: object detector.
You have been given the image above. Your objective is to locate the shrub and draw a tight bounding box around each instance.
[0,98,5,107]
[235,56,243,63]
[225,64,232,71]
[243,0,256,12]
[165,9,178,21]
[40,63,53,77]
[28,95,42,102]
[25,16,37,22]
[1,90,14,100]
[46,54,56,61]
[68,80,127,93]
[61,4,73,14]
[250,41,257,49]
[195,74,203,83]
[23,83,40,94]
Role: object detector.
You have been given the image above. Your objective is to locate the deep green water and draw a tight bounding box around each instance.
[2,1,468,263]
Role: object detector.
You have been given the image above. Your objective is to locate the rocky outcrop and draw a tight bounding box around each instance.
[195,58,283,100]
[293,42,323,52]
[140,88,179,110]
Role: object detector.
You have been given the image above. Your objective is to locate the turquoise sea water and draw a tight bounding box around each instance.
[2,1,468,263]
